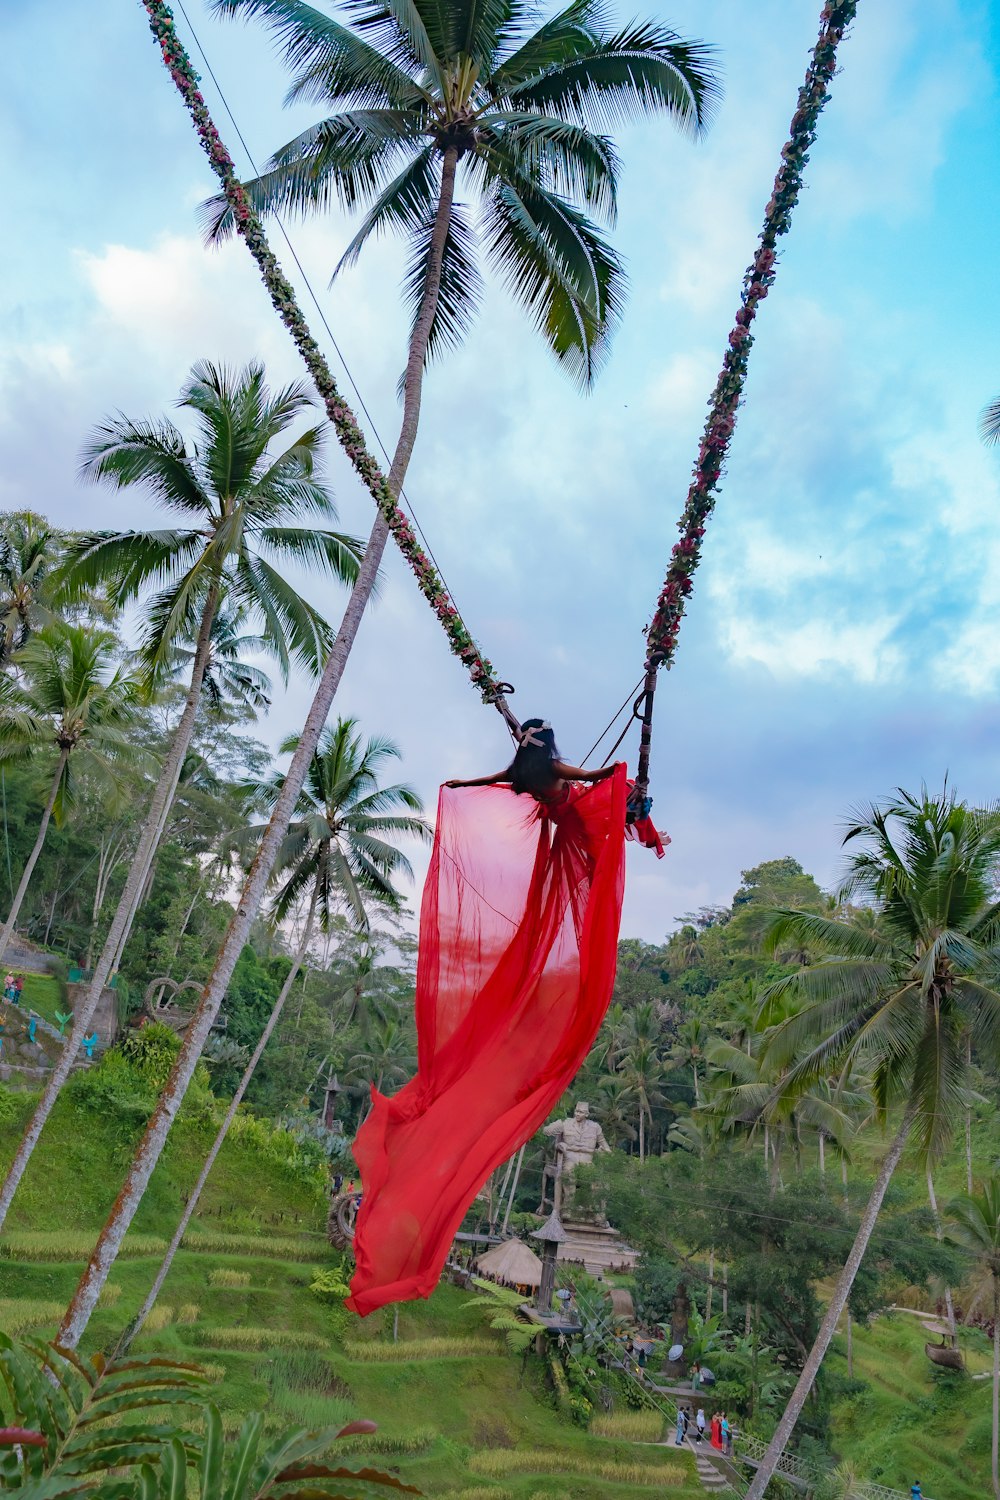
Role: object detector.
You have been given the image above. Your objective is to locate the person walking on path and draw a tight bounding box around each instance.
[910,1485,921,1500]
[13,975,23,1004]
[710,1412,723,1450]
[721,1413,732,1456]
[696,1408,706,1444]
[675,1408,688,1446]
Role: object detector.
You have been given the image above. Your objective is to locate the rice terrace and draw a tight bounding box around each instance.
[1,1,1000,1497]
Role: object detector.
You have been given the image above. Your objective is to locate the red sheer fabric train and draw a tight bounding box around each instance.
[347,765,628,1316]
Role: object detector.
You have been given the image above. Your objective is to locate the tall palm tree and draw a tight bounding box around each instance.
[619,1035,664,1162]
[743,787,1000,1500]
[0,624,139,963]
[947,1178,1000,1500]
[0,361,359,1231]
[53,0,714,1351]
[0,512,60,671]
[208,0,717,388]
[261,719,429,929]
[164,600,273,715]
[349,1013,417,1099]
[671,1016,709,1102]
[120,718,427,1350]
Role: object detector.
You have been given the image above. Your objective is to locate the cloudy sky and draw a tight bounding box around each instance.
[3,0,1000,940]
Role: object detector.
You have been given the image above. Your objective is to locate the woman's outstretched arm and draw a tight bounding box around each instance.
[443,769,511,789]
[554,761,618,783]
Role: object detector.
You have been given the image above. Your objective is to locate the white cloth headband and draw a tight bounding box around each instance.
[519,721,551,749]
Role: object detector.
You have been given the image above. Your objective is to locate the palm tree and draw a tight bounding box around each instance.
[947,1178,1000,1500]
[0,624,139,963]
[0,513,60,671]
[208,0,717,389]
[120,718,427,1350]
[671,1016,709,1102]
[349,1013,417,1099]
[619,1036,664,1162]
[0,360,359,1232]
[53,0,714,1351]
[165,600,273,715]
[742,787,1000,1500]
[261,719,429,929]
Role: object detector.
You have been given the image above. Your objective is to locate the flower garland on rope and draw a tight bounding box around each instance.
[142,1,504,707]
[644,0,858,671]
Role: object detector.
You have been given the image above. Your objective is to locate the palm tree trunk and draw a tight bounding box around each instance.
[0,748,69,964]
[925,1167,957,1342]
[966,1031,974,1195]
[706,1247,714,1319]
[721,1264,728,1319]
[818,1129,825,1176]
[117,879,320,1354]
[693,1060,700,1104]
[638,1108,645,1164]
[56,158,459,1349]
[846,1309,853,1378]
[743,1107,915,1500]
[0,586,219,1231]
[992,1277,999,1500]
[501,1144,525,1236]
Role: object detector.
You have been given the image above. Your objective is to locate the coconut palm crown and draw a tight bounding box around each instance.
[207,0,718,386]
[250,716,430,930]
[62,360,361,684]
[761,786,1000,1161]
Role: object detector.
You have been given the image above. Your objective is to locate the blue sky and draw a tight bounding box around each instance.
[3,0,1000,938]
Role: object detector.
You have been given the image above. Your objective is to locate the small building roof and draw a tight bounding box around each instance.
[475,1237,544,1288]
[531,1210,567,1244]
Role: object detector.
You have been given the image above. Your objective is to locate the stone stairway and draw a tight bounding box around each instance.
[684,1437,732,1492]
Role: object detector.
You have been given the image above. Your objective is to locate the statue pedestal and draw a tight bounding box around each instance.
[556,1220,638,1275]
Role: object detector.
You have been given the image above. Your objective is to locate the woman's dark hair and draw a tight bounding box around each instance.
[507,718,560,797]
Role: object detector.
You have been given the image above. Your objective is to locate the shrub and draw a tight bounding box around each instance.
[180,1230,318,1261]
[0,1299,64,1335]
[97,1283,123,1308]
[118,1023,182,1089]
[453,1490,514,1500]
[177,1302,200,1324]
[590,1409,664,1442]
[343,1337,495,1362]
[142,1304,174,1333]
[310,1262,352,1303]
[338,1428,437,1456]
[196,1327,328,1352]
[256,1350,345,1397]
[468,1450,686,1485]
[0,1231,167,1262]
[208,1268,251,1288]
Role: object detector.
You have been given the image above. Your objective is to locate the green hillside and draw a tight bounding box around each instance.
[829,1309,993,1500]
[0,1086,700,1500]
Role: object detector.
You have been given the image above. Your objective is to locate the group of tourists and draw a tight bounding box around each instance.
[674,1404,732,1455]
[3,973,24,1004]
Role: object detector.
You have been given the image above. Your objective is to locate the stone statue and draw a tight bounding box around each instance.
[538,1102,610,1213]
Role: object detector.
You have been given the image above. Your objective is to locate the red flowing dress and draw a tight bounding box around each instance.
[347,765,628,1316]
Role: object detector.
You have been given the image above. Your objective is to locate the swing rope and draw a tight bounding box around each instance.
[629,0,859,809]
[142,0,858,792]
[142,0,521,741]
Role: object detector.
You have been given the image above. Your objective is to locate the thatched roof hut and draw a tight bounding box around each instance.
[475,1238,543,1289]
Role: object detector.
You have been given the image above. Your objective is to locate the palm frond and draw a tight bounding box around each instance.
[400,199,484,370]
[481,172,623,387]
[506,20,718,136]
[332,145,439,276]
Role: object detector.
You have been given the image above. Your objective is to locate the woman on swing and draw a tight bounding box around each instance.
[446,719,668,856]
[445,719,616,804]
